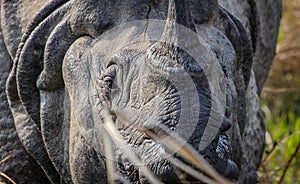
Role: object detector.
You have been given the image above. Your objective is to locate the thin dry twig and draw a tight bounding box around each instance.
[261,142,278,166]
[262,87,298,94]
[115,110,234,184]
[0,154,16,184]
[143,127,234,184]
[260,142,278,184]
[279,141,300,184]
[0,172,16,184]
[103,129,117,184]
[0,155,12,166]
[102,109,163,184]
[277,45,300,54]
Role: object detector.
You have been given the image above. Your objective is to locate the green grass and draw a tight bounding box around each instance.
[259,107,300,184]
[258,1,300,183]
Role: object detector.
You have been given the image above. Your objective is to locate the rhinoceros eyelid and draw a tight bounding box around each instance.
[105,61,117,69]
[106,64,117,75]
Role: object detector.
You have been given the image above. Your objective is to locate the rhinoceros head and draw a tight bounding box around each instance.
[6,0,253,183]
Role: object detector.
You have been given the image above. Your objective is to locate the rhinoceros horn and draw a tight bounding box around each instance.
[161,0,195,44]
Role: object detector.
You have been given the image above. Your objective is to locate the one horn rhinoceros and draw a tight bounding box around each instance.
[0,0,281,184]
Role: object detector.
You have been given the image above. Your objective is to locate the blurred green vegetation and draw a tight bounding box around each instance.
[258,0,300,183]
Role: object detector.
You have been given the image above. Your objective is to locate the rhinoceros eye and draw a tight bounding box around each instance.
[103,65,117,89]
[104,75,114,88]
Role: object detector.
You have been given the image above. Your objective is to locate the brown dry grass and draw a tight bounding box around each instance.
[102,109,235,184]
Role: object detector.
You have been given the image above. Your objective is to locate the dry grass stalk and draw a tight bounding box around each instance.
[0,154,16,184]
[143,127,234,184]
[103,128,133,184]
[102,109,163,184]
[0,155,12,166]
[0,173,16,184]
[106,109,235,184]
[103,129,117,184]
[278,141,300,184]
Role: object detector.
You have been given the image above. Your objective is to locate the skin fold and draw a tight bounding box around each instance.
[0,0,281,183]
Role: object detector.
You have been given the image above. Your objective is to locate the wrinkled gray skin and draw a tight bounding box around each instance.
[0,0,281,184]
